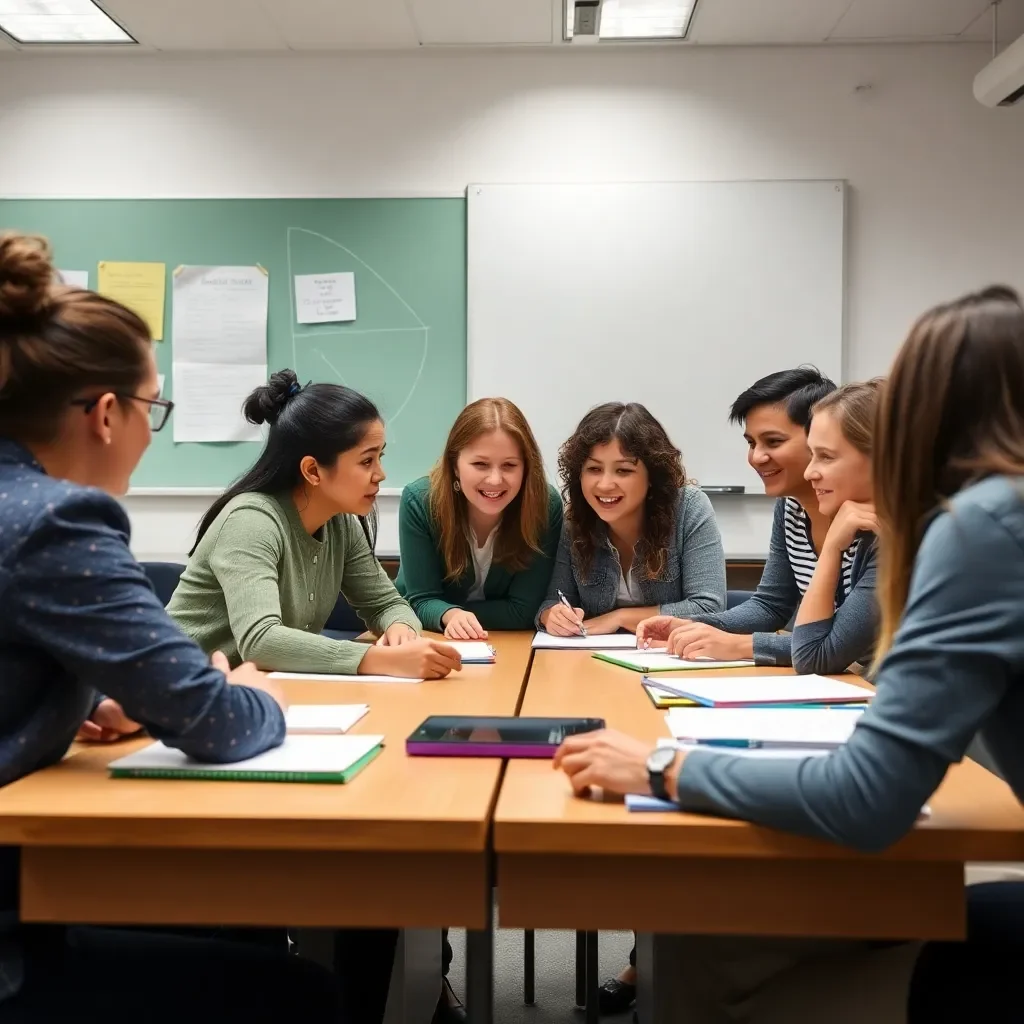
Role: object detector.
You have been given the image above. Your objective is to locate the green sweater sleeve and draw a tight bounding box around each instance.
[338,515,421,636]
[462,487,564,630]
[396,483,460,632]
[209,505,372,674]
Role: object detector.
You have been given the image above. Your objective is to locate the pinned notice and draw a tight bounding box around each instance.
[97,262,166,340]
[294,271,357,324]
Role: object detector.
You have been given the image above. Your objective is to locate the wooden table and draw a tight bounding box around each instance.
[0,633,534,1024]
[496,651,1024,942]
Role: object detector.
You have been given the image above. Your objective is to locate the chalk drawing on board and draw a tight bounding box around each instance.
[286,227,429,426]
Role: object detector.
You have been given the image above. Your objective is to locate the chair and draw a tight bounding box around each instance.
[321,593,366,641]
[141,561,185,607]
[726,589,755,610]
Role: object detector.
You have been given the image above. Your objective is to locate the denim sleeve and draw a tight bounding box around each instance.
[536,522,580,627]
[11,491,285,762]
[659,487,726,618]
[677,500,1023,853]
[694,498,798,666]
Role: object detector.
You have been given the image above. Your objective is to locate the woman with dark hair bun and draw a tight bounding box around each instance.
[169,368,461,681]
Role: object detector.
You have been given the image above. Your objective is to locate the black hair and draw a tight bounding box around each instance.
[191,369,382,554]
[728,365,837,430]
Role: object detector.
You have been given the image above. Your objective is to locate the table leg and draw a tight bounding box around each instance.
[466,916,493,1024]
[585,931,599,1024]
[524,929,536,1004]
[635,931,654,1024]
[575,930,587,1007]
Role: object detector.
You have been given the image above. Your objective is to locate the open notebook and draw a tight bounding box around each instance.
[531,632,640,651]
[108,734,385,783]
[268,672,423,683]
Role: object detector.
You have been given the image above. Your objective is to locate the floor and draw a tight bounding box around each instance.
[446,928,635,1024]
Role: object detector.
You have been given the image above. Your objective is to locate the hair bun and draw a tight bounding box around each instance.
[243,368,301,426]
[0,233,56,324]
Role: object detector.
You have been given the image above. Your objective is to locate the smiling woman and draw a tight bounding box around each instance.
[395,397,563,636]
[537,401,726,638]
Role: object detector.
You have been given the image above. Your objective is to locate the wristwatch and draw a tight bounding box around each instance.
[646,746,679,802]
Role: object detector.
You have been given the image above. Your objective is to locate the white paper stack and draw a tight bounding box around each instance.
[665,706,864,749]
[285,704,369,734]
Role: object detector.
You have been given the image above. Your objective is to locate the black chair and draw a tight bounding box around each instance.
[726,588,755,609]
[141,561,185,607]
[321,593,366,641]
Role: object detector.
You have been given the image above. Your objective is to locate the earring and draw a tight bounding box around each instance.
[453,479,461,493]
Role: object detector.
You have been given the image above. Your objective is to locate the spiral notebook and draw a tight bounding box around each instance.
[108,734,385,783]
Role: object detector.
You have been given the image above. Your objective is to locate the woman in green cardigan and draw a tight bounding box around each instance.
[397,397,562,638]
[169,369,461,681]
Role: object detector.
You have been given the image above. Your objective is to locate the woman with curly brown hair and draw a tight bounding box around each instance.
[537,402,726,637]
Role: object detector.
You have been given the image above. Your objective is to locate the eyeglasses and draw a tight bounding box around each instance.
[70,394,175,432]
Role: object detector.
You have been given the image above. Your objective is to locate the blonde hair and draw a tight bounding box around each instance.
[428,398,548,582]
[811,378,884,456]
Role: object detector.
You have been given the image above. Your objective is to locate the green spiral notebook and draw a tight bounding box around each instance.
[108,734,385,783]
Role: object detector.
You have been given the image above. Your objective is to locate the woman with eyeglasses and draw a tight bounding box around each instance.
[0,233,346,1023]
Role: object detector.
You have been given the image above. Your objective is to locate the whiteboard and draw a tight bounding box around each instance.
[467,181,845,489]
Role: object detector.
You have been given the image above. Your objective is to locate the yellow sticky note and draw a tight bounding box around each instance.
[97,261,167,341]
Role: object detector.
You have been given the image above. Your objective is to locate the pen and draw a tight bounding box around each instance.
[556,589,588,637]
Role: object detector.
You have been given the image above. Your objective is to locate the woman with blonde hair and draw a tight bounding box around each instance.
[397,397,562,637]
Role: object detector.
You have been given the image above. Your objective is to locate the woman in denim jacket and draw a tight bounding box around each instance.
[538,402,726,637]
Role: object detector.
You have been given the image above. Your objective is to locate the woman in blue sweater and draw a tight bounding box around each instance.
[0,233,344,1022]
[555,285,1024,1020]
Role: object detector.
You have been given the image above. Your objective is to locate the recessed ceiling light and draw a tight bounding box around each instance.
[0,0,135,44]
[564,0,695,41]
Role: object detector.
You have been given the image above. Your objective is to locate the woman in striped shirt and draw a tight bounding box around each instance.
[637,369,880,675]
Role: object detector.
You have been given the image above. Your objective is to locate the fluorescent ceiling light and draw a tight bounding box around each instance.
[564,0,695,41]
[0,0,134,44]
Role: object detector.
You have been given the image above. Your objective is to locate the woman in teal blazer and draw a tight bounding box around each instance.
[397,398,562,638]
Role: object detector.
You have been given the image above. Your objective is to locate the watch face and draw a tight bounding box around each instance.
[647,746,677,773]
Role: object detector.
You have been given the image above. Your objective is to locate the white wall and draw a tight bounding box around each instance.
[2,45,1022,560]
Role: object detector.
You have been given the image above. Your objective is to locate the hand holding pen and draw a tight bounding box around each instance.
[547,589,588,638]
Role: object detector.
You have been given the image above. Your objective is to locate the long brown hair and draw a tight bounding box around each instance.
[0,233,150,442]
[874,285,1024,663]
[428,398,549,581]
[811,378,884,456]
[558,402,685,581]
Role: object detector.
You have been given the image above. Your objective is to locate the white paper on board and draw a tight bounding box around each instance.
[294,272,357,324]
[171,266,268,443]
[58,270,90,289]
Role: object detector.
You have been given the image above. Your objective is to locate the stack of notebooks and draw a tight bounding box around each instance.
[644,674,872,710]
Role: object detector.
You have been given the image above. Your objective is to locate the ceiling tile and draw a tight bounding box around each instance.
[689,0,853,44]
[409,0,552,44]
[261,0,418,49]
[830,0,992,39]
[100,0,287,49]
